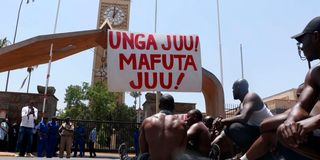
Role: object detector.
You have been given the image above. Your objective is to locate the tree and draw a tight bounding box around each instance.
[59,81,136,123]
[110,103,136,122]
[60,82,89,120]
[0,37,10,48]
[87,81,117,121]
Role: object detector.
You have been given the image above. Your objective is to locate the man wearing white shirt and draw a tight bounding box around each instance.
[16,100,38,157]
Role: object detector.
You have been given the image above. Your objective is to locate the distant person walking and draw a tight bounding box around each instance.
[58,117,74,158]
[16,100,38,157]
[88,125,97,158]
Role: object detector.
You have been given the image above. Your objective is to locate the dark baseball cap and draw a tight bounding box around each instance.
[292,16,320,42]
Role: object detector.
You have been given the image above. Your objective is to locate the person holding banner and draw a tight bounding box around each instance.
[138,94,187,160]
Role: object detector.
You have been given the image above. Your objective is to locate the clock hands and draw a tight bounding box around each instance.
[112,6,116,19]
[104,6,125,26]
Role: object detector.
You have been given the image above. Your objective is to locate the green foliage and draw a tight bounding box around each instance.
[87,81,116,121]
[64,82,88,108]
[96,124,108,147]
[61,81,136,122]
[110,103,137,122]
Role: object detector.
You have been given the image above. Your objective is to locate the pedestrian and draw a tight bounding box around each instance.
[46,116,59,158]
[88,125,97,158]
[15,100,38,157]
[9,122,18,152]
[36,119,48,157]
[133,125,139,157]
[73,122,85,157]
[0,118,9,151]
[59,117,74,158]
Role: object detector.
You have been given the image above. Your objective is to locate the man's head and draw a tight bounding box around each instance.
[203,116,214,129]
[51,116,57,122]
[186,109,203,126]
[232,79,249,100]
[292,16,320,61]
[29,100,36,108]
[65,117,70,123]
[159,94,175,112]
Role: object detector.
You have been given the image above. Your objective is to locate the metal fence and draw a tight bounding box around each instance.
[224,103,240,118]
[57,119,140,152]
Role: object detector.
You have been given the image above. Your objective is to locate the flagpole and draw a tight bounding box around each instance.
[42,0,61,119]
[240,44,244,79]
[5,0,25,92]
[154,0,161,113]
[216,0,224,86]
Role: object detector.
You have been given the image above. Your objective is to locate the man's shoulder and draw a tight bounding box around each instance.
[191,121,206,129]
[244,92,263,103]
[142,114,185,126]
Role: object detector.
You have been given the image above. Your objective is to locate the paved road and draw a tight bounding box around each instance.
[0,152,130,160]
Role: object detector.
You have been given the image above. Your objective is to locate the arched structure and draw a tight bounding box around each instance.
[0,21,226,117]
[202,68,225,118]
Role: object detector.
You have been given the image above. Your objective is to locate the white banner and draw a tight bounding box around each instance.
[107,30,202,92]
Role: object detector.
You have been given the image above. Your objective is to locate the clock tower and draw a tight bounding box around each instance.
[92,0,130,104]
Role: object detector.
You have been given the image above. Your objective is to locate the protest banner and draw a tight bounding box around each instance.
[107,30,202,92]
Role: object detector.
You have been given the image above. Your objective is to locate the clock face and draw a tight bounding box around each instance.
[104,5,125,26]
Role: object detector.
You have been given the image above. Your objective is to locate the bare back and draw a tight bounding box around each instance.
[139,113,187,160]
[187,122,211,156]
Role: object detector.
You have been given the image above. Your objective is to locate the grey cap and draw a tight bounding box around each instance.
[292,16,320,42]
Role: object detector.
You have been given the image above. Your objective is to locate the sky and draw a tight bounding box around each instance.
[1,0,320,112]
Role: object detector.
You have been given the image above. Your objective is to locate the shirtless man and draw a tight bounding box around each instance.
[276,16,320,159]
[139,94,187,160]
[214,79,273,154]
[186,109,211,157]
[240,83,318,160]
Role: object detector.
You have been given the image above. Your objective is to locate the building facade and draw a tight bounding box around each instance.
[0,90,58,124]
[263,88,298,114]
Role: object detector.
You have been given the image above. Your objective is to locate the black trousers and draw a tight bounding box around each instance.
[88,141,96,157]
[224,122,260,152]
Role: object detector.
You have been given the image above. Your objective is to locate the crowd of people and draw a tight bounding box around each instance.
[137,16,320,160]
[2,16,320,160]
[0,100,98,158]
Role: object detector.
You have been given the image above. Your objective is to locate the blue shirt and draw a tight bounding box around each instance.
[89,128,97,142]
[74,126,85,140]
[47,120,59,136]
[36,120,48,139]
